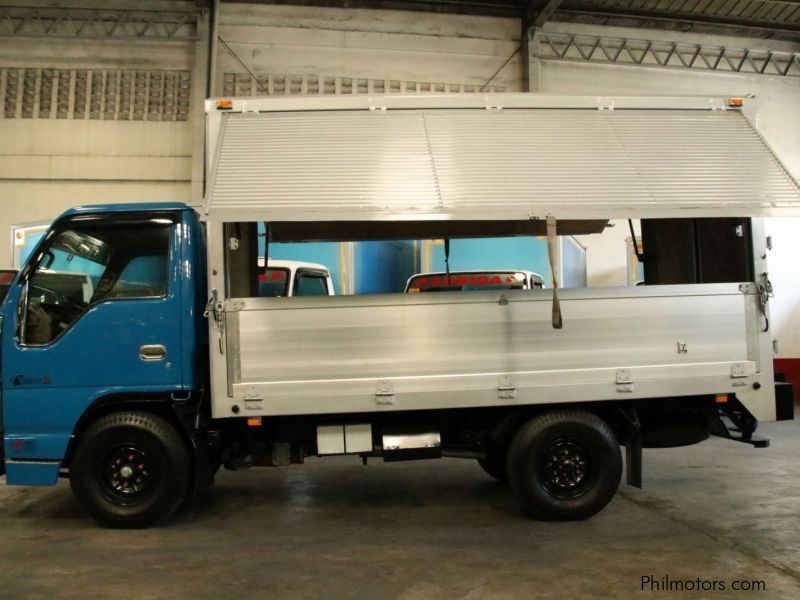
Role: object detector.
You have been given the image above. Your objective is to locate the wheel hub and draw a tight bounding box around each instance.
[104,446,150,497]
[542,440,590,492]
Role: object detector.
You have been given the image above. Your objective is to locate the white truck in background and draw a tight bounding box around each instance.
[256,258,335,297]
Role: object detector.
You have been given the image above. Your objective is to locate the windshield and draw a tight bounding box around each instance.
[407,272,529,293]
[51,229,110,266]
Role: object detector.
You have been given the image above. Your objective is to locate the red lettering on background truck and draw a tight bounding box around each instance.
[413,274,514,288]
[258,270,287,283]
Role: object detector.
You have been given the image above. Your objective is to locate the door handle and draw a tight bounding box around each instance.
[139,345,167,362]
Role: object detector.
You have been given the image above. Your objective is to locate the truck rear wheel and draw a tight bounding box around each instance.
[506,409,622,521]
[69,411,191,528]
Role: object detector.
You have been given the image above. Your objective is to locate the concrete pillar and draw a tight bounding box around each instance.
[190,8,211,206]
[521,27,541,93]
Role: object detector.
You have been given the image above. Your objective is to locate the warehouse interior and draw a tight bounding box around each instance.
[1,1,799,597]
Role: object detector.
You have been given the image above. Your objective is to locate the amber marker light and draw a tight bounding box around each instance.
[247,417,262,427]
[216,100,233,110]
[714,394,729,404]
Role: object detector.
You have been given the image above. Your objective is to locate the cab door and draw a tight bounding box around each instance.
[1,211,184,468]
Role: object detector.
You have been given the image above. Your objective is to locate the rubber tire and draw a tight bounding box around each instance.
[69,411,191,528]
[477,445,508,483]
[506,409,622,521]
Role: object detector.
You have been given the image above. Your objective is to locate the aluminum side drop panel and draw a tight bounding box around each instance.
[209,285,773,422]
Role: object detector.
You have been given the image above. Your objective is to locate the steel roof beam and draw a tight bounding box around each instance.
[0,5,200,41]
[523,0,563,29]
[556,4,800,40]
[224,1,800,40]
[221,1,527,19]
[533,30,800,77]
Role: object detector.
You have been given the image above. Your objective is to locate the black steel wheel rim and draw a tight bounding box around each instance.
[101,445,154,501]
[538,438,592,498]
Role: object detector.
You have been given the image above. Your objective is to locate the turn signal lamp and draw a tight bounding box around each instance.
[247,417,262,427]
[216,100,233,110]
[714,394,729,404]
[728,98,744,107]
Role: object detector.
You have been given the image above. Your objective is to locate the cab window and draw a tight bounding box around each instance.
[23,219,172,345]
[294,270,329,296]
[258,268,290,297]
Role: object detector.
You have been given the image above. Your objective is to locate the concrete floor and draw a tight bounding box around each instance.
[1,419,798,599]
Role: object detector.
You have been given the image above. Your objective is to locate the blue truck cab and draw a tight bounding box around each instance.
[1,203,207,520]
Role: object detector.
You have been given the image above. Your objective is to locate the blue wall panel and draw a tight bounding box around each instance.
[354,241,417,294]
[259,225,588,295]
[428,237,551,284]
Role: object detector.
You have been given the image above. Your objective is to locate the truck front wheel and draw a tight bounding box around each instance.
[69,411,191,528]
[506,409,622,521]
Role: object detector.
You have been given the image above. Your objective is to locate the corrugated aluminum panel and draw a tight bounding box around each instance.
[209,111,442,215]
[206,103,800,221]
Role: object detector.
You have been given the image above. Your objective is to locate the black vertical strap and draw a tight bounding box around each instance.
[546,216,563,329]
[628,219,645,263]
[444,238,451,285]
[260,222,269,298]
[264,222,270,291]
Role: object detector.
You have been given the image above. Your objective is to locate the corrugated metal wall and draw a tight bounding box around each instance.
[213,3,522,97]
[0,1,199,267]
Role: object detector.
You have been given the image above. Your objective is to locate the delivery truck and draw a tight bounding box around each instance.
[1,93,798,528]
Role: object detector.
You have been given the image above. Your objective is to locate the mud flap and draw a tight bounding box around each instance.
[625,429,643,489]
